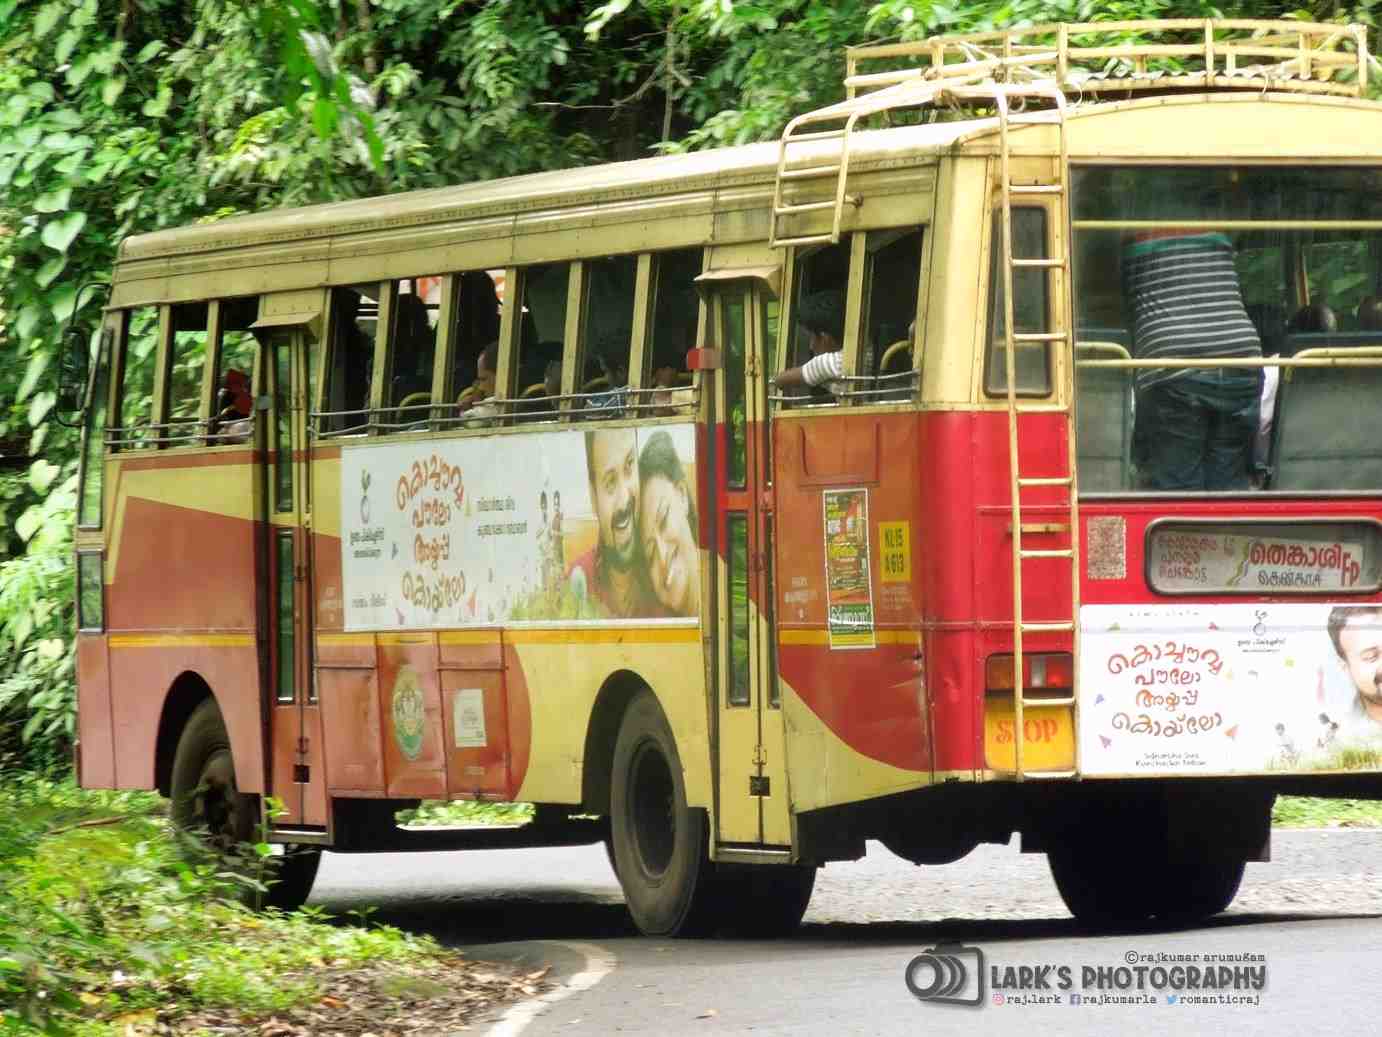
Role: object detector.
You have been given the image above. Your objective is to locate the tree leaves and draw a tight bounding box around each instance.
[40,212,86,253]
[33,187,70,213]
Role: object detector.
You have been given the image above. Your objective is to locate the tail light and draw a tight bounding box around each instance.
[986,653,1074,693]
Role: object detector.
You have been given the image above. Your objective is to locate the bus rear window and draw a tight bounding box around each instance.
[1146,520,1382,595]
[985,207,1052,396]
[1072,165,1382,495]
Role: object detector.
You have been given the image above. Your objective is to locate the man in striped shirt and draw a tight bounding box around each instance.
[774,290,846,395]
[1124,230,1262,490]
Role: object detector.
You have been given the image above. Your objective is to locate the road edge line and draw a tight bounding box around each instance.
[484,940,617,1037]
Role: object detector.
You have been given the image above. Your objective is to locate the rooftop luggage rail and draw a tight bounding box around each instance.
[770,19,1375,248]
[846,19,1373,101]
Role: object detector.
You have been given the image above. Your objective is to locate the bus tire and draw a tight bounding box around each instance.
[610,689,718,937]
[169,699,320,911]
[1156,854,1246,922]
[721,864,816,938]
[169,698,256,853]
[259,845,323,913]
[1048,842,1247,928]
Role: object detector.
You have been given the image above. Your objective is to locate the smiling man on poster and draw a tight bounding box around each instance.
[1327,606,1382,733]
[570,426,643,618]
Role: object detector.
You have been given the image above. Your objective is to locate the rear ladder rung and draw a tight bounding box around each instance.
[774,200,838,215]
[1013,402,1068,414]
[1012,331,1070,343]
[1019,621,1076,634]
[1009,183,1065,195]
[1017,476,1072,487]
[1012,257,1065,269]
[771,233,839,248]
[779,164,843,180]
[783,127,848,143]
[1021,696,1075,708]
[1019,548,1074,560]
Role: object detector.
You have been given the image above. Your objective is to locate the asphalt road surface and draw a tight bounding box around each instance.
[311,829,1382,1036]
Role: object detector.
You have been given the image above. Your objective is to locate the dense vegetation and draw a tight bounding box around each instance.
[0,0,1378,783]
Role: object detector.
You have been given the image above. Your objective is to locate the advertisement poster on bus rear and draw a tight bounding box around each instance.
[338,424,700,630]
[822,488,876,649]
[1079,603,1382,775]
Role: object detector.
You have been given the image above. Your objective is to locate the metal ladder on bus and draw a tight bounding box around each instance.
[770,77,951,248]
[987,83,1081,781]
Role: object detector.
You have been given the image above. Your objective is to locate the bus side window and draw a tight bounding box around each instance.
[779,238,851,408]
[113,306,160,451]
[860,228,923,399]
[211,297,260,444]
[447,270,503,410]
[384,277,439,428]
[985,207,1052,396]
[166,303,208,445]
[643,248,703,414]
[509,262,569,421]
[322,284,379,434]
[578,255,638,418]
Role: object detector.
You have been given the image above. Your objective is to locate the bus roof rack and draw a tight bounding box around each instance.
[770,20,1376,248]
[845,19,1373,101]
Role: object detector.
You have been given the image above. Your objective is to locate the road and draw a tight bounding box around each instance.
[311,830,1382,1036]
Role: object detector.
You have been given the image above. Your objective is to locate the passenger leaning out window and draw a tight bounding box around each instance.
[773,290,846,397]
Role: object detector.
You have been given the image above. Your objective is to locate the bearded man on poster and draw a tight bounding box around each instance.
[1326,606,1382,735]
[569,426,644,618]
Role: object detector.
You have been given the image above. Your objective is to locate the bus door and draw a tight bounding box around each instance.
[709,281,792,849]
[260,328,326,827]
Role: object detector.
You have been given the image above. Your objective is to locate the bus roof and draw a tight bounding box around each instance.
[114,91,1382,288]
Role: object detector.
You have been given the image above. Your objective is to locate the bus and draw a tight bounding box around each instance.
[71,19,1382,933]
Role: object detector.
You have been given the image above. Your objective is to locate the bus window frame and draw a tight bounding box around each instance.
[772,237,856,411]
[855,224,928,405]
[367,279,396,433]
[109,304,168,452]
[982,201,1056,400]
[428,274,459,428]
[76,319,116,532]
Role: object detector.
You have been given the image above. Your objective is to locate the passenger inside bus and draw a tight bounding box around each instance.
[773,290,846,394]
[389,291,435,407]
[214,369,254,443]
[1124,224,1262,492]
[458,342,497,418]
[324,286,377,433]
[584,328,631,416]
[1361,296,1382,330]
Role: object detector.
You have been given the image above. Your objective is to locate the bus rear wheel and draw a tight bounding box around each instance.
[1048,840,1246,928]
[610,690,719,937]
[169,699,320,912]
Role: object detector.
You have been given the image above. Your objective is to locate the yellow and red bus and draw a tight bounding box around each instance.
[73,20,1382,932]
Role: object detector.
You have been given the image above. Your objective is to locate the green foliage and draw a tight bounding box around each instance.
[1273,795,1382,826]
[0,777,439,1034]
[396,799,536,826]
[0,471,77,771]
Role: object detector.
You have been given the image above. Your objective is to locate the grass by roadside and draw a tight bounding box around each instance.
[396,800,534,827]
[407,797,1382,832]
[1272,795,1382,828]
[0,777,544,1035]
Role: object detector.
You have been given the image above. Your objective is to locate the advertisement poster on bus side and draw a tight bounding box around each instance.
[1080,603,1382,776]
[822,488,876,649]
[339,424,699,630]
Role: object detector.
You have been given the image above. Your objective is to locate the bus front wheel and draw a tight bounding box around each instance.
[610,690,718,937]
